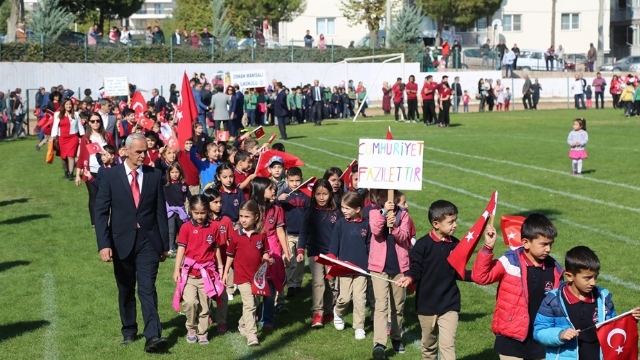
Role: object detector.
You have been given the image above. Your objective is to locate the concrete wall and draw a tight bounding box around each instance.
[1,62,599,104]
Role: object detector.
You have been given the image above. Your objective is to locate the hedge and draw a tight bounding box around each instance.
[0,42,424,64]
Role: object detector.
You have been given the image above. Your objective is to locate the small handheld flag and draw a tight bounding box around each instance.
[340,159,357,190]
[596,310,638,360]
[216,122,230,142]
[137,116,154,130]
[86,142,103,155]
[386,126,393,140]
[266,133,277,145]
[294,177,316,198]
[501,215,525,249]
[253,126,266,140]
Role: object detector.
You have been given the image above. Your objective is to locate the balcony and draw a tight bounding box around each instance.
[611,7,640,22]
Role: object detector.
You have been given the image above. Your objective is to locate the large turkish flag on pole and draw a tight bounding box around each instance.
[176,71,197,150]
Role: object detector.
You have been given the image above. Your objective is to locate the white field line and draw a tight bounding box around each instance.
[293,140,640,246]
[295,145,640,292]
[43,272,59,360]
[316,138,640,214]
[319,136,640,191]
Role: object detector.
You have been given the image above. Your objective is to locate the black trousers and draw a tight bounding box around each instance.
[407,99,418,120]
[85,174,98,225]
[394,101,406,121]
[438,101,451,126]
[312,102,323,124]
[422,99,436,124]
[113,232,162,340]
[522,93,533,109]
[595,92,605,108]
[276,116,288,139]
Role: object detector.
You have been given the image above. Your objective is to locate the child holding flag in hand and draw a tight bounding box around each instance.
[472,213,563,360]
[533,246,640,360]
[396,200,471,360]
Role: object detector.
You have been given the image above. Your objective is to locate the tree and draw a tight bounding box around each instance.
[339,0,386,48]
[57,0,144,32]
[0,0,11,34]
[29,0,74,42]
[229,0,306,32]
[6,0,23,43]
[389,4,422,47]
[210,0,232,48]
[420,0,501,45]
[172,0,212,33]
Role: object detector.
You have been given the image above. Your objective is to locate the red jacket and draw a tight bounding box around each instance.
[471,247,563,341]
[77,132,114,182]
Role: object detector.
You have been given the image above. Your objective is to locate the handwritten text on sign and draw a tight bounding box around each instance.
[230,70,267,88]
[103,77,129,96]
[357,139,424,191]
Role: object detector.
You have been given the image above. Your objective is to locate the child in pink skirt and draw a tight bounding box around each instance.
[567,118,588,176]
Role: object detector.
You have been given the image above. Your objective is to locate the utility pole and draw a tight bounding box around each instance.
[551,0,556,46]
[385,0,392,48]
[597,0,604,63]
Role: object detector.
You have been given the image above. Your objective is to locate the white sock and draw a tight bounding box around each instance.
[577,159,583,174]
[572,160,578,172]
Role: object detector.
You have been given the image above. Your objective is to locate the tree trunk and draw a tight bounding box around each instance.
[436,19,444,48]
[550,0,556,46]
[369,22,378,48]
[6,0,23,43]
[597,0,604,62]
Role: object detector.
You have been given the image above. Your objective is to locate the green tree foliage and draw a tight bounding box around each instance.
[0,0,11,34]
[57,0,144,31]
[172,0,212,32]
[389,4,422,47]
[339,0,387,47]
[229,0,306,30]
[210,0,231,47]
[29,0,74,41]
[419,0,501,43]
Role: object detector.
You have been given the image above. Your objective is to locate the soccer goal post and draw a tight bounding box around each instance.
[320,53,405,122]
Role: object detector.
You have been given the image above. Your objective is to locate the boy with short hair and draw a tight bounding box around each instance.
[472,213,564,360]
[396,200,471,360]
[177,139,200,195]
[233,150,255,200]
[268,156,287,194]
[533,246,640,360]
[277,167,310,296]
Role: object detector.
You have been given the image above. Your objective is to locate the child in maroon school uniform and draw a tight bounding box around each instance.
[233,150,255,201]
[177,139,200,195]
[222,200,273,346]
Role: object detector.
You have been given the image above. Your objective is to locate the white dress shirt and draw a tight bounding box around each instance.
[123,161,143,193]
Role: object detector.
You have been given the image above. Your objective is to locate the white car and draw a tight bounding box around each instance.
[515,49,551,71]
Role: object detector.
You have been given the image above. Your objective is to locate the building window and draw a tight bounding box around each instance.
[136,6,146,15]
[475,17,487,31]
[561,13,580,30]
[503,15,522,31]
[154,4,164,14]
[316,18,336,35]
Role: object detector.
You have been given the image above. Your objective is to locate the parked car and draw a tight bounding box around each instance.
[237,38,282,49]
[460,47,499,69]
[514,49,548,71]
[599,56,640,72]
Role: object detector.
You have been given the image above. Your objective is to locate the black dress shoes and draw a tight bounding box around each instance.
[120,335,136,345]
[144,336,168,353]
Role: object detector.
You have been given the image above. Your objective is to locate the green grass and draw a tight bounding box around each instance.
[1,109,639,359]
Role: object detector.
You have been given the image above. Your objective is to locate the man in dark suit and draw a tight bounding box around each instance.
[98,98,120,148]
[229,84,244,137]
[94,133,169,353]
[151,88,167,115]
[274,82,288,140]
[310,79,325,126]
[192,82,208,132]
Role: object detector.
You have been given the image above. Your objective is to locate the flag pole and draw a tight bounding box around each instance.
[595,309,635,329]
[291,177,313,193]
[319,254,396,284]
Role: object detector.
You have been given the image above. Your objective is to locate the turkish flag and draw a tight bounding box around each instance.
[266,133,277,145]
[315,254,367,279]
[340,159,357,190]
[131,91,147,117]
[597,311,639,360]
[177,71,198,150]
[118,100,127,113]
[251,260,271,296]
[253,126,266,140]
[501,215,525,249]
[92,102,101,113]
[86,142,103,155]
[295,177,316,198]
[37,110,54,129]
[216,122,230,141]
[254,150,304,177]
[137,116,154,130]
[70,97,79,105]
[157,108,166,123]
[386,126,393,140]
[166,136,179,151]
[447,191,498,278]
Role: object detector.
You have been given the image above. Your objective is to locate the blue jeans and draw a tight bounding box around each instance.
[12,114,25,137]
[247,109,256,126]
[574,94,586,109]
[259,282,277,327]
[39,127,45,142]
[342,104,349,118]
[504,64,513,78]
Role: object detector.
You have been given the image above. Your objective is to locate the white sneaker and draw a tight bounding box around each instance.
[355,328,366,340]
[333,308,345,331]
[227,294,234,301]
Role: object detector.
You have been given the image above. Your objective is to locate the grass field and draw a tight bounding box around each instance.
[1,109,639,360]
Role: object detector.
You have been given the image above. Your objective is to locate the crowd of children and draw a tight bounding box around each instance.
[25,79,636,359]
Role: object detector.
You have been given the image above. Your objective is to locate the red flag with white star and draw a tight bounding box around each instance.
[130,91,147,117]
[340,159,357,190]
[447,191,498,278]
[596,310,638,360]
[176,71,197,150]
[386,126,393,140]
[501,215,525,250]
[294,177,316,198]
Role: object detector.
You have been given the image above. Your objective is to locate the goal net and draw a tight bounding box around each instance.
[320,53,405,121]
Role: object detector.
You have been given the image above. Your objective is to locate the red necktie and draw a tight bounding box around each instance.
[130,170,140,208]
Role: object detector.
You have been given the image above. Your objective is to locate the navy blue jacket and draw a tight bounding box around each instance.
[274,90,288,117]
[220,188,245,223]
[278,189,310,235]
[298,208,341,256]
[231,91,244,119]
[329,217,370,269]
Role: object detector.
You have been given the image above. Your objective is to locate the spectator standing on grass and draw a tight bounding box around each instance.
[587,43,597,72]
[382,81,391,115]
[610,75,622,108]
[494,80,504,111]
[522,75,533,110]
[304,30,314,48]
[405,75,418,122]
[511,43,520,70]
[480,39,492,69]
[452,77,462,113]
[592,72,607,108]
[531,78,542,110]
[478,79,487,112]
[392,78,407,122]
[621,81,635,116]
[572,74,586,109]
